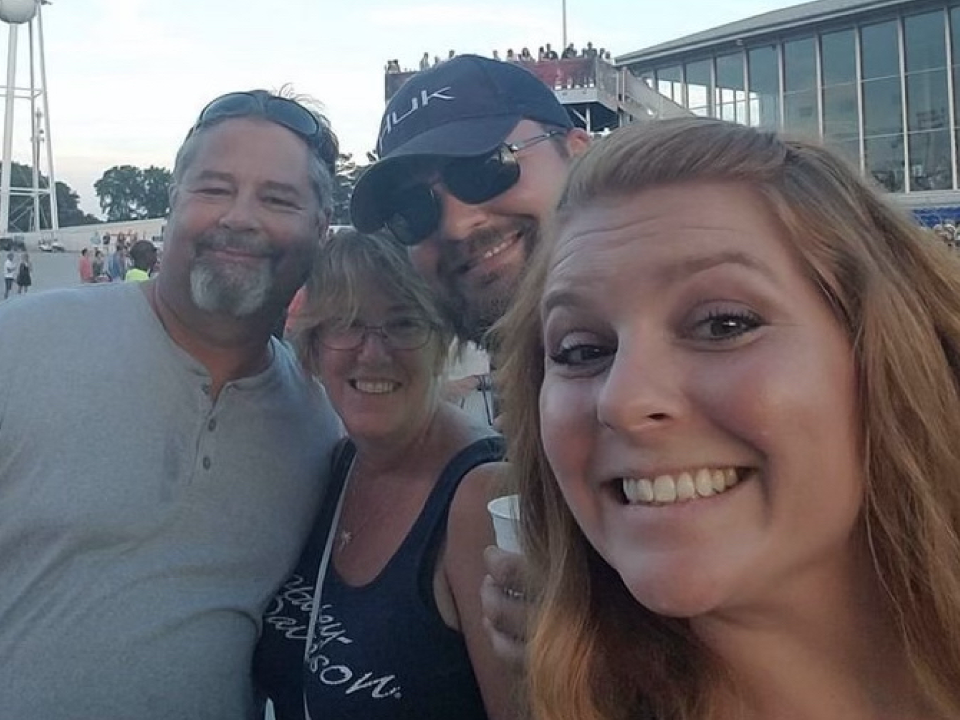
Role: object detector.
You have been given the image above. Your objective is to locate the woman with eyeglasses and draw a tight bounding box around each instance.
[254,228,517,720]
[495,117,960,719]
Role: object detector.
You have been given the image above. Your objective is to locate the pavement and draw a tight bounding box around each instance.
[0,250,88,299]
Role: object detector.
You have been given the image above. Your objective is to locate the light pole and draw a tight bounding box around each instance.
[562,0,567,51]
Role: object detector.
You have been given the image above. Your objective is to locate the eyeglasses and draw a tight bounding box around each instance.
[383,131,564,247]
[187,91,338,176]
[320,318,434,351]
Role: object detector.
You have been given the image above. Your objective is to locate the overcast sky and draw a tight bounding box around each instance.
[2,0,797,217]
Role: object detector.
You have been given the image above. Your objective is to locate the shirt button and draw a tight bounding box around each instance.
[207,418,217,432]
[202,456,212,470]
[201,384,211,395]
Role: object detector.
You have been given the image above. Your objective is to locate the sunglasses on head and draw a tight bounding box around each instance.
[188,91,338,176]
[383,130,564,247]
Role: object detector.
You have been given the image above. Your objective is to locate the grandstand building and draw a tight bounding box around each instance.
[617,0,960,223]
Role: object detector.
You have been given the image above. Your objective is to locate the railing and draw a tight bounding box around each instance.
[385,70,418,101]
[520,58,599,90]
[384,58,604,101]
[383,59,692,124]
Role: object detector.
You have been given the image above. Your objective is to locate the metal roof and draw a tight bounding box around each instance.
[616,0,926,65]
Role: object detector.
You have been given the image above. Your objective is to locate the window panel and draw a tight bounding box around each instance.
[908,130,953,190]
[863,77,903,136]
[953,6,960,65]
[861,21,900,79]
[904,10,947,73]
[823,84,860,140]
[748,46,779,128]
[784,90,819,137]
[824,136,861,169]
[865,134,905,192]
[716,53,744,91]
[715,53,745,124]
[954,65,960,126]
[784,37,816,92]
[821,29,856,85]
[906,69,949,131]
[685,59,712,113]
[655,66,683,104]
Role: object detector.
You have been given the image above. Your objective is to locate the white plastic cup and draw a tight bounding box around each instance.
[487,494,521,553]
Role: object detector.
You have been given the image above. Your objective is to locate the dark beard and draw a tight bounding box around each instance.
[437,217,539,348]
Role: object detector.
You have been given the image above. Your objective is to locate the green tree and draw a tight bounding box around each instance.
[52,181,100,227]
[0,161,98,231]
[94,164,171,221]
[93,165,144,222]
[94,165,147,222]
[141,165,172,219]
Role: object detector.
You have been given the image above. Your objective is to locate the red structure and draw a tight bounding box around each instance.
[385,58,600,101]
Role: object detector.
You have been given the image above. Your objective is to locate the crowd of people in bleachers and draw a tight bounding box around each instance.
[385,41,612,76]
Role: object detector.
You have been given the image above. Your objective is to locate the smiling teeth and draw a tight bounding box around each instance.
[353,380,398,394]
[480,239,512,261]
[622,468,741,505]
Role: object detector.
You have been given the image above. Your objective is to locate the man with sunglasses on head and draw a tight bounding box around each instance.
[0,89,342,719]
[351,55,590,667]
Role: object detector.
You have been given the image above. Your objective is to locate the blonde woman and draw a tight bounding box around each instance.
[255,228,517,720]
[496,118,960,719]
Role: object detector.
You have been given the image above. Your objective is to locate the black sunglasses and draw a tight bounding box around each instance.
[187,91,338,176]
[383,130,564,246]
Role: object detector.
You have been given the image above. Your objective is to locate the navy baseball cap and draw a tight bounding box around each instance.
[351,54,572,233]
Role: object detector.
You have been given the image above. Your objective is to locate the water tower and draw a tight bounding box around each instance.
[0,0,57,235]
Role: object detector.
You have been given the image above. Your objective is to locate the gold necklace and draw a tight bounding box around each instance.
[336,528,354,550]
[334,462,374,552]
[334,463,406,553]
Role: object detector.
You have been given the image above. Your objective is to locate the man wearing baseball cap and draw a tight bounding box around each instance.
[352,53,590,667]
[351,54,589,347]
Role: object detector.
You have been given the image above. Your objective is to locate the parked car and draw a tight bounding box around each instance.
[38,239,65,252]
[0,236,26,251]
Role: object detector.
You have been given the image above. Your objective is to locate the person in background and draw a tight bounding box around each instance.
[256,228,516,720]
[505,48,516,62]
[125,240,158,282]
[492,49,501,61]
[78,247,94,283]
[496,116,960,719]
[108,240,129,282]
[419,51,430,70]
[15,251,31,294]
[0,88,342,719]
[92,248,107,282]
[3,251,16,299]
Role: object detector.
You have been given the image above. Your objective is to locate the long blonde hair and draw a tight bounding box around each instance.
[495,117,960,719]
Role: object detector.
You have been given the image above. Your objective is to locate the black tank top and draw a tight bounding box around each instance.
[255,436,505,720]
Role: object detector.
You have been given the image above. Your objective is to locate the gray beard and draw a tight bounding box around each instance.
[189,254,272,317]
